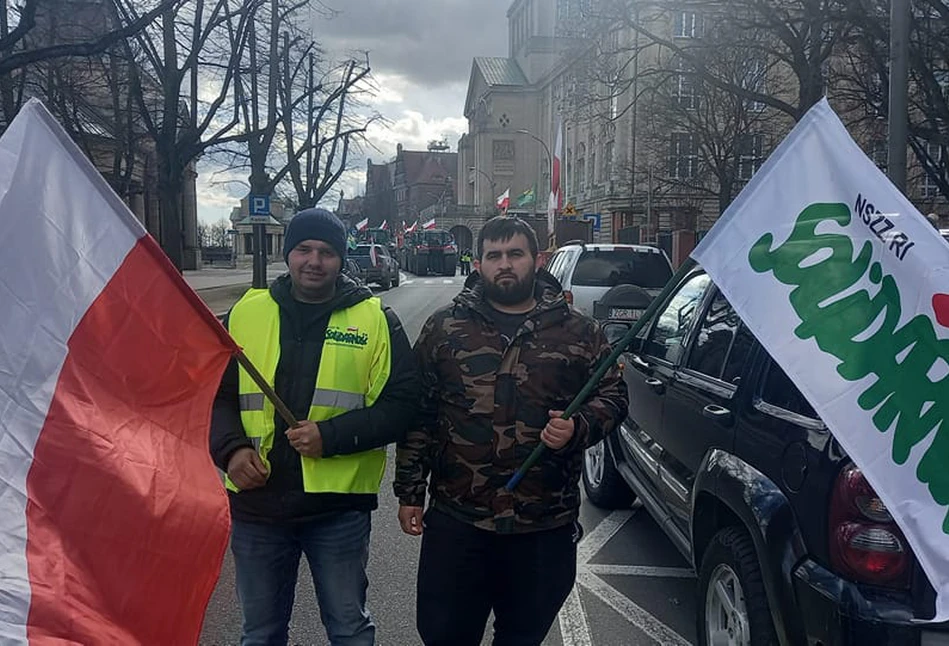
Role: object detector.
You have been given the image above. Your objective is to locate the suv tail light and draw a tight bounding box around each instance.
[564,290,574,305]
[417,245,429,252]
[829,464,911,588]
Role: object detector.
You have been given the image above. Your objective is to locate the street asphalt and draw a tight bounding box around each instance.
[195,268,698,646]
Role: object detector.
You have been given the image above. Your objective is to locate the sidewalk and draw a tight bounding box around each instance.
[184,262,286,316]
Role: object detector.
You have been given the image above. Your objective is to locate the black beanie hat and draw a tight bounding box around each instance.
[283,208,347,263]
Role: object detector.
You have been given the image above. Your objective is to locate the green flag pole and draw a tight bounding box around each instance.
[504,256,698,491]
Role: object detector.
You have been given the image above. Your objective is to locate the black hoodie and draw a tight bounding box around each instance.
[210,272,420,523]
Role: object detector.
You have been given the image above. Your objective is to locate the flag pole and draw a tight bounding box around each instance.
[234,350,299,427]
[505,256,698,491]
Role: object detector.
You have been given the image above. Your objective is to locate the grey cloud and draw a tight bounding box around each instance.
[316,0,510,87]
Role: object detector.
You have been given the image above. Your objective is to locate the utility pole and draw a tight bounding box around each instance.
[887,0,910,192]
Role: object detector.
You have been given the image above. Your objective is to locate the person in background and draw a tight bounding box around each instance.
[211,208,420,646]
[394,216,627,646]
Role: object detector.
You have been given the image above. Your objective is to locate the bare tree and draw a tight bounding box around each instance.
[839,0,949,201]
[117,0,259,269]
[0,0,174,127]
[213,0,375,211]
[279,52,374,209]
[593,0,852,120]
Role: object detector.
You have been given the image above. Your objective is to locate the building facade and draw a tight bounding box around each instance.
[462,0,948,265]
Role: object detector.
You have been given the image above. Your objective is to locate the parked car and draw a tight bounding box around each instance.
[349,244,399,290]
[343,257,363,282]
[583,265,949,645]
[544,242,673,315]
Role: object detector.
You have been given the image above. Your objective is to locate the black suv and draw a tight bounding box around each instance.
[584,266,949,645]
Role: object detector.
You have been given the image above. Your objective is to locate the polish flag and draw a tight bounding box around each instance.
[405,220,418,234]
[496,188,510,212]
[380,219,388,230]
[422,218,437,230]
[0,100,237,643]
[355,217,369,231]
[548,118,563,234]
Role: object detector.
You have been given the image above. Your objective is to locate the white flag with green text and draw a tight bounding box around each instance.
[692,98,949,620]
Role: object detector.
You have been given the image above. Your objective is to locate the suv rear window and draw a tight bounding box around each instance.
[354,245,373,255]
[572,248,672,288]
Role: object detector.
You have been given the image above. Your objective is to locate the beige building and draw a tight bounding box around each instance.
[463,0,947,264]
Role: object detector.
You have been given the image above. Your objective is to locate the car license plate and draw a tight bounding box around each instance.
[609,308,640,320]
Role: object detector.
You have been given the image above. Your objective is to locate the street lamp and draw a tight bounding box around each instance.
[469,166,496,209]
[516,129,552,209]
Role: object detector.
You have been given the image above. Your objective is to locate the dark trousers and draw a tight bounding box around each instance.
[416,509,579,646]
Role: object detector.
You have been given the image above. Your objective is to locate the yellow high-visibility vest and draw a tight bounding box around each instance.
[226,289,391,494]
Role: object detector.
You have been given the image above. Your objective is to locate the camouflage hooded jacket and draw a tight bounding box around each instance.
[394,269,627,534]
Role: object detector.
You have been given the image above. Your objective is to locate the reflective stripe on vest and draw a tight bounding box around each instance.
[227,288,391,494]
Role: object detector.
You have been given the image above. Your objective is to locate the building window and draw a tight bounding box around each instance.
[669,133,699,179]
[675,61,698,110]
[604,140,614,180]
[922,142,944,198]
[577,143,586,192]
[741,58,766,112]
[738,134,764,181]
[674,12,702,38]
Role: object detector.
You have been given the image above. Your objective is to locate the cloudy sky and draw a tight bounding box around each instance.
[196,0,511,224]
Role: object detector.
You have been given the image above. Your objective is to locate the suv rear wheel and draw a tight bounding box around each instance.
[582,439,635,509]
[697,527,777,646]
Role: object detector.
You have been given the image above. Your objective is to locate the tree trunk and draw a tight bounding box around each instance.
[157,155,184,271]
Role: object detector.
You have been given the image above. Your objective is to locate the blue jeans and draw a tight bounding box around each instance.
[231,511,375,646]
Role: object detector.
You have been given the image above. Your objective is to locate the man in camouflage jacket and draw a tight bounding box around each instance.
[394,216,628,646]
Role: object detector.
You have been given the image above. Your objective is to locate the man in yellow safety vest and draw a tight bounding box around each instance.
[210,208,419,645]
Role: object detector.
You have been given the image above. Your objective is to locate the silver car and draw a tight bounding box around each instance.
[544,242,673,316]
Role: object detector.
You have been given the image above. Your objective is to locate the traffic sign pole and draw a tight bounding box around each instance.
[249,195,271,289]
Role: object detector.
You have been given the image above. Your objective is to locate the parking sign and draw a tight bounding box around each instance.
[249,194,271,223]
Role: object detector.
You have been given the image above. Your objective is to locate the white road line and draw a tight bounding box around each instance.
[558,584,593,646]
[584,564,695,579]
[577,510,635,565]
[402,280,414,285]
[579,573,692,646]
[442,279,454,284]
[423,279,434,284]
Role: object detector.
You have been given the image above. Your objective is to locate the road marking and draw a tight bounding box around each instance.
[423,279,434,284]
[558,585,593,646]
[402,280,414,285]
[577,510,635,565]
[442,279,454,284]
[580,573,692,645]
[585,564,694,579]
[559,509,695,646]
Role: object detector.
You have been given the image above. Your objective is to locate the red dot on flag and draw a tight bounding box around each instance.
[933,294,949,328]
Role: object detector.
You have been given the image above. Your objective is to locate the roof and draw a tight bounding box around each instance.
[474,57,528,87]
[398,150,457,187]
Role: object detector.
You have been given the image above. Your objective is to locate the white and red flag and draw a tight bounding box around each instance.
[547,117,563,232]
[405,220,418,234]
[422,218,437,230]
[355,217,369,231]
[380,219,388,230]
[0,100,237,643]
[496,188,510,212]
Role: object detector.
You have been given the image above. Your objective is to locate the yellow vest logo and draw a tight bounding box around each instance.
[326,325,369,347]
